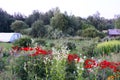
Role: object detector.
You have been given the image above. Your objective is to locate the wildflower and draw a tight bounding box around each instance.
[87,68,94,73]
[107,75,115,80]
[99,60,111,69]
[12,46,20,51]
[21,47,33,51]
[84,59,98,69]
[67,54,80,63]
[81,68,84,70]
[109,62,119,72]
[83,56,86,59]
[79,58,84,63]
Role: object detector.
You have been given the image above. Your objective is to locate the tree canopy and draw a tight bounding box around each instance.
[0,7,116,38]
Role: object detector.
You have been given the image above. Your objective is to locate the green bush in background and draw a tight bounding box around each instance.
[64,42,76,51]
[34,38,46,46]
[13,37,32,47]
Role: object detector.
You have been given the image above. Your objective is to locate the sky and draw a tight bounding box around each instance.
[0,0,120,19]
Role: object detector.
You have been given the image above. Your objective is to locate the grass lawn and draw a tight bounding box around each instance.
[0,42,12,51]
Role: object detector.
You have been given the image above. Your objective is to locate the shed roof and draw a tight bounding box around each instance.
[108,29,120,35]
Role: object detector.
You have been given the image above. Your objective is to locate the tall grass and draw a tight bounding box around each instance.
[94,40,120,56]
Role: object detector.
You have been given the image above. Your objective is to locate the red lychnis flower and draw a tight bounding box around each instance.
[12,46,20,51]
[108,62,120,72]
[67,54,80,63]
[21,47,34,51]
[29,46,52,56]
[84,59,98,69]
[99,60,111,69]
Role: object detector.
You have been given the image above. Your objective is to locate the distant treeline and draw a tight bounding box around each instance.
[0,7,120,38]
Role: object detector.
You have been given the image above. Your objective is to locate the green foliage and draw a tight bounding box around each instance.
[0,8,14,32]
[34,38,46,46]
[12,56,50,80]
[97,31,106,38]
[82,23,95,30]
[0,42,12,51]
[115,16,120,29]
[13,37,32,47]
[82,27,99,38]
[47,29,64,39]
[65,62,78,80]
[30,20,46,38]
[64,42,76,51]
[0,58,5,71]
[20,28,32,35]
[94,40,120,56]
[50,13,68,32]
[76,30,82,36]
[82,42,97,57]
[10,20,29,32]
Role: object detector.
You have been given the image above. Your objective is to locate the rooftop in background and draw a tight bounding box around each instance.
[108,29,120,36]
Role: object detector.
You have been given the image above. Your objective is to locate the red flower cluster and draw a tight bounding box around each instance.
[12,46,20,51]
[84,59,98,68]
[99,61,120,72]
[12,46,52,56]
[84,59,120,72]
[67,54,80,63]
[29,46,48,56]
[21,47,33,51]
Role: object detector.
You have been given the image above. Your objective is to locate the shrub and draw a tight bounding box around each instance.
[13,37,32,47]
[64,42,76,51]
[0,58,5,71]
[49,43,55,47]
[65,61,78,80]
[10,55,51,80]
[81,27,105,39]
[82,42,97,57]
[34,39,46,46]
[94,40,120,56]
[47,29,65,39]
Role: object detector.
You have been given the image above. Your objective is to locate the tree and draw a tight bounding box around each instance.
[65,15,83,36]
[13,12,26,21]
[115,16,120,29]
[30,20,46,38]
[10,20,29,32]
[25,10,41,26]
[87,12,107,31]
[50,13,68,32]
[0,8,14,32]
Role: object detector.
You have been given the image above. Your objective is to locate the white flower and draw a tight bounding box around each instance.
[98,59,102,62]
[83,56,86,59]
[91,57,94,59]
[77,66,80,69]
[79,54,82,56]
[80,58,84,63]
[81,68,84,70]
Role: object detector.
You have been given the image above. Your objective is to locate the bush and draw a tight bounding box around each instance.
[13,37,32,47]
[64,42,76,51]
[49,43,55,47]
[94,40,120,56]
[82,42,97,57]
[34,39,46,46]
[0,58,5,71]
[47,29,65,39]
[11,55,51,80]
[65,61,78,80]
[82,27,99,38]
